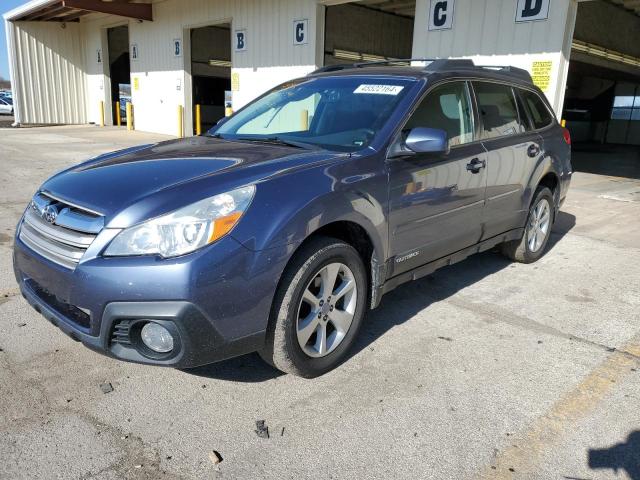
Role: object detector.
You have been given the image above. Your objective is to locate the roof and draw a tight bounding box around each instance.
[608,0,640,16]
[3,0,153,22]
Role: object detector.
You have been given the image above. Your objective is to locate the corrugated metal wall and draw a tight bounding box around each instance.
[412,0,578,115]
[9,21,87,124]
[79,0,323,135]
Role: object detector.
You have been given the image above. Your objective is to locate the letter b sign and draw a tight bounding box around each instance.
[235,30,247,52]
[428,0,454,31]
[516,0,550,22]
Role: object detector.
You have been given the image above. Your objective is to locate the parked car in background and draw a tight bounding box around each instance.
[0,97,13,115]
[13,59,571,378]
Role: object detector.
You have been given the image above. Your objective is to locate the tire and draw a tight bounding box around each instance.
[501,186,555,264]
[259,236,368,378]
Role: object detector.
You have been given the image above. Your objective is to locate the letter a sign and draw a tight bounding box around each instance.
[516,0,550,22]
[428,0,454,31]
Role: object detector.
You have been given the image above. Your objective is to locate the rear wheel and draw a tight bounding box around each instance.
[501,186,554,263]
[260,237,368,378]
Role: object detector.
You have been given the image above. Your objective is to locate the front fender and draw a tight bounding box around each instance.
[230,153,389,264]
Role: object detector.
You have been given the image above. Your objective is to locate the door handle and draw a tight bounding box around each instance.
[527,144,540,158]
[466,158,486,174]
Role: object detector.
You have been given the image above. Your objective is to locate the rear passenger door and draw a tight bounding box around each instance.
[472,81,542,239]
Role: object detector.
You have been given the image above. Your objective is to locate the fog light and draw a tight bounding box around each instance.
[140,322,174,353]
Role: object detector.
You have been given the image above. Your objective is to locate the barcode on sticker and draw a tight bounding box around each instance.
[354,85,404,95]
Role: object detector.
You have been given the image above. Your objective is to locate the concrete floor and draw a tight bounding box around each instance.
[1,126,639,480]
[0,114,14,128]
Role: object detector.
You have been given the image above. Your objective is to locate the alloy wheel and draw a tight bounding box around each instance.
[527,198,551,253]
[296,262,358,358]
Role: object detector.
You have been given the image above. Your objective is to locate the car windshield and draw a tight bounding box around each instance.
[210,76,414,152]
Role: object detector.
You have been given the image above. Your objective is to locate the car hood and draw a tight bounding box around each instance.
[40,136,335,226]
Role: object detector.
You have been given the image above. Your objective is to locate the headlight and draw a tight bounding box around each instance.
[104,185,255,258]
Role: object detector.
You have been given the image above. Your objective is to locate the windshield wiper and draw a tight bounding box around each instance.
[236,137,317,150]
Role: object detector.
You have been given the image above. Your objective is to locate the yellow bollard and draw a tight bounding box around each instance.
[300,109,309,131]
[177,105,184,138]
[126,102,133,131]
[225,101,233,117]
[99,101,105,127]
[115,102,122,127]
[195,104,202,136]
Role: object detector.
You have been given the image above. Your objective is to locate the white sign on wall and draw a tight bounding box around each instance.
[131,43,139,61]
[235,30,247,52]
[293,19,308,45]
[173,38,182,57]
[428,0,455,31]
[515,0,551,22]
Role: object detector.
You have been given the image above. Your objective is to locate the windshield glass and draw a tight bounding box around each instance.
[211,76,414,151]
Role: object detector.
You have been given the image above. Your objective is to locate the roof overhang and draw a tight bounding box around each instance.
[3,0,153,22]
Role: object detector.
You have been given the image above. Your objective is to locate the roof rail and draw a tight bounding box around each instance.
[475,65,533,83]
[309,58,533,84]
[310,58,431,75]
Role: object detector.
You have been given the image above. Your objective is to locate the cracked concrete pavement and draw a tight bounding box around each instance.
[1,126,639,479]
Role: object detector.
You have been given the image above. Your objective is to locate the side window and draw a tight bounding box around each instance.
[520,89,554,130]
[473,82,526,139]
[405,82,474,147]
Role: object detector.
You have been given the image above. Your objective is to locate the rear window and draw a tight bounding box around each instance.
[520,89,554,129]
[473,82,526,139]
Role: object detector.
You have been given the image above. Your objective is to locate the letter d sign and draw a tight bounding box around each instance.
[428,0,454,31]
[516,0,550,22]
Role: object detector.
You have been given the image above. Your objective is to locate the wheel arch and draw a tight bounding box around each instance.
[266,216,384,321]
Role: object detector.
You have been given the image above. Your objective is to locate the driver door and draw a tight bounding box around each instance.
[387,81,488,276]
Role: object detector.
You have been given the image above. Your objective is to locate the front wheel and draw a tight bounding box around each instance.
[501,186,555,263]
[260,237,368,378]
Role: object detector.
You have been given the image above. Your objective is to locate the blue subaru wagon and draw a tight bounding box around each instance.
[13,60,571,377]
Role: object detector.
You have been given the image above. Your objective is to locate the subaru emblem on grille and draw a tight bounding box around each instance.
[42,205,59,224]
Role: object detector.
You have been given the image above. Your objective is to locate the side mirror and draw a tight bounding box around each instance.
[405,127,449,154]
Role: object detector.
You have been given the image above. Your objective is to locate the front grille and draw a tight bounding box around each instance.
[27,279,91,329]
[19,193,103,270]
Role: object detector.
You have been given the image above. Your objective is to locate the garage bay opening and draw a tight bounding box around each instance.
[107,25,130,126]
[190,23,232,134]
[323,2,414,66]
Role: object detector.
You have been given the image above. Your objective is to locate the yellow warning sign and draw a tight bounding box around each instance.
[133,77,140,91]
[531,61,552,92]
[231,72,240,92]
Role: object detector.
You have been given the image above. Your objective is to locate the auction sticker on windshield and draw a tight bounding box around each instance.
[354,84,404,95]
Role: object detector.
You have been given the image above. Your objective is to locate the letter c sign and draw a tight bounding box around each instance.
[428,0,455,31]
[293,19,308,45]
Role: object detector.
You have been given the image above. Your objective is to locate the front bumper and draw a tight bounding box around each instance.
[13,233,290,368]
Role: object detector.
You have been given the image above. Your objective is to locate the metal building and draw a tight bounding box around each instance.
[3,0,640,144]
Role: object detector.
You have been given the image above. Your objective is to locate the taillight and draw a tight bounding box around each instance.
[562,127,571,145]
